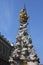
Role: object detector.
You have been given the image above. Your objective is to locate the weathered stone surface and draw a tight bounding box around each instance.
[9,6,40,65]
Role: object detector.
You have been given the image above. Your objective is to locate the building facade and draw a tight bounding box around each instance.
[0,34,13,65]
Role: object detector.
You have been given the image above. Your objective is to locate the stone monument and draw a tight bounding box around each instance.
[9,6,40,65]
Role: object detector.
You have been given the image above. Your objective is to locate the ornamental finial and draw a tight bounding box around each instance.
[19,5,29,24]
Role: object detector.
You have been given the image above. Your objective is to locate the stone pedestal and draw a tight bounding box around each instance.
[27,62,38,65]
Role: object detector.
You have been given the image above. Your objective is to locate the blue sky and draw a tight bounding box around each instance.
[0,0,43,64]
